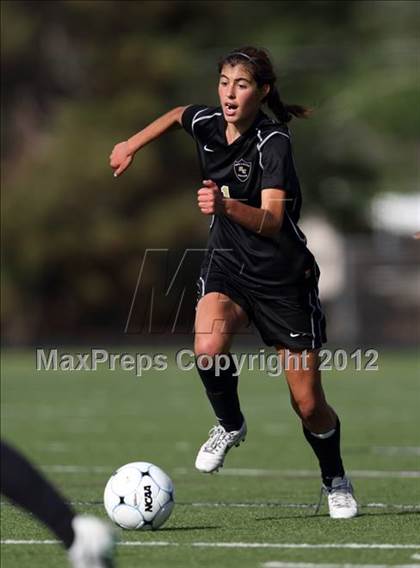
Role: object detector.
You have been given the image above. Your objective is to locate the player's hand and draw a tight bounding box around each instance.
[197,180,225,215]
[109,141,133,177]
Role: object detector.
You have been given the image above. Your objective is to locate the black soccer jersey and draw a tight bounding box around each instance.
[182,104,316,289]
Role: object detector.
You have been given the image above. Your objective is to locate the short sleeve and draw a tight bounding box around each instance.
[181,104,209,138]
[260,134,294,194]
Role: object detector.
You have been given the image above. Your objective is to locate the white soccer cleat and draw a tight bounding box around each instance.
[195,421,247,473]
[325,476,358,519]
[68,515,116,568]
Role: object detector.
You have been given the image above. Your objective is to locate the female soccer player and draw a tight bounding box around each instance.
[110,46,357,519]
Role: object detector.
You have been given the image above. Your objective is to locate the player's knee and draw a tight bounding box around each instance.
[194,335,227,359]
[293,397,320,423]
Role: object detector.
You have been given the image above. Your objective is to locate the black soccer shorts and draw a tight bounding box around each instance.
[196,265,327,350]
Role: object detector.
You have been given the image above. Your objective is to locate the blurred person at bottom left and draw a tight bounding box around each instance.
[1,439,116,568]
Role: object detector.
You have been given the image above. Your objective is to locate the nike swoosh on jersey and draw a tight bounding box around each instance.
[289,332,301,337]
[204,144,215,152]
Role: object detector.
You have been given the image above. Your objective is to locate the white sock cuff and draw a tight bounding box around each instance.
[310,427,336,440]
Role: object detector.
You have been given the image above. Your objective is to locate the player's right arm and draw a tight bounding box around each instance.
[109,106,189,177]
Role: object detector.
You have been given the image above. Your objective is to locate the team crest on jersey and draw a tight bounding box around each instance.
[233,159,252,182]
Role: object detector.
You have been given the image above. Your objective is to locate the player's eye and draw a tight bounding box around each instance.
[238,84,248,89]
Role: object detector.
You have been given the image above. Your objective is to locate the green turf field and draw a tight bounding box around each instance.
[1,347,420,567]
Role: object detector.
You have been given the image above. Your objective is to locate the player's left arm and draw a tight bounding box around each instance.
[197,181,287,238]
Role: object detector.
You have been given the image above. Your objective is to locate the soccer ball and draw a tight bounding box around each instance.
[103,461,174,530]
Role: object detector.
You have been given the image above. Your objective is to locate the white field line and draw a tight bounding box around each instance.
[413,555,420,560]
[175,468,420,479]
[214,469,420,479]
[262,563,420,568]
[42,465,111,473]
[372,446,420,457]
[188,544,420,550]
[2,540,420,550]
[185,502,420,510]
[1,540,60,545]
[2,500,419,511]
[40,465,420,479]
[365,503,420,510]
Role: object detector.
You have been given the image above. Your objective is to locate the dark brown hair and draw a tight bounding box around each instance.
[218,46,312,124]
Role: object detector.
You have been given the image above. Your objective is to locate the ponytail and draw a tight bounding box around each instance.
[265,85,313,124]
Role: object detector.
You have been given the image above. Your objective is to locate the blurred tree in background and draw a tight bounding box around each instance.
[1,0,419,343]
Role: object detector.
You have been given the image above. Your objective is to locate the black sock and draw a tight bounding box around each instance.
[195,353,244,431]
[1,440,75,548]
[302,417,345,487]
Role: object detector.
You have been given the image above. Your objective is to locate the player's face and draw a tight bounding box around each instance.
[218,64,265,126]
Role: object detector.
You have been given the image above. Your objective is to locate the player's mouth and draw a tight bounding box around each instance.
[224,102,238,117]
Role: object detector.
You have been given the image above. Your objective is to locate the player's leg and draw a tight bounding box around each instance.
[278,349,343,477]
[1,439,76,547]
[277,349,357,518]
[1,440,116,566]
[194,292,248,472]
[194,291,248,431]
